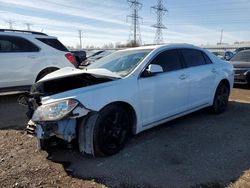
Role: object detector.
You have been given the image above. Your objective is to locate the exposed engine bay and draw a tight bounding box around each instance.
[31,73,113,98]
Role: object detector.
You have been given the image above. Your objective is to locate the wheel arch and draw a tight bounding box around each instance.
[212,78,231,102]
[100,101,137,135]
[35,67,59,82]
[219,79,230,90]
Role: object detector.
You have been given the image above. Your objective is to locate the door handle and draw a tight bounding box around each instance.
[27,55,37,59]
[211,68,217,73]
[179,74,187,80]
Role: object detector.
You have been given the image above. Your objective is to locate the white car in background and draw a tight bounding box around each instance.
[24,44,234,157]
[0,29,75,92]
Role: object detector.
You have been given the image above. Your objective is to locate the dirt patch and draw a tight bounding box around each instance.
[0,130,105,188]
[230,85,250,102]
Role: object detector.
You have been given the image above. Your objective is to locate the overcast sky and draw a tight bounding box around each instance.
[0,0,250,47]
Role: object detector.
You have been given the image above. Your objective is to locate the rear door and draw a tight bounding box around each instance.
[0,35,40,88]
[138,49,190,126]
[180,49,216,109]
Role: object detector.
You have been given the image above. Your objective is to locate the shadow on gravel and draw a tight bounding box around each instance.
[0,94,27,130]
[234,84,250,90]
[44,101,250,188]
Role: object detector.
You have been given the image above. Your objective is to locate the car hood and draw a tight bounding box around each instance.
[31,67,120,97]
[230,61,250,68]
[38,67,121,82]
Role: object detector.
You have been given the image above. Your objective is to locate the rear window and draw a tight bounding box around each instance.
[36,38,68,52]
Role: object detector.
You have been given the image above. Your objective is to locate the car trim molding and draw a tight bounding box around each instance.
[142,103,209,128]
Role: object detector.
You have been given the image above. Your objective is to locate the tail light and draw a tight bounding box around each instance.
[65,53,75,65]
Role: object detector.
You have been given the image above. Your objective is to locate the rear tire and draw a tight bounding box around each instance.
[211,82,230,114]
[36,68,58,82]
[93,104,130,156]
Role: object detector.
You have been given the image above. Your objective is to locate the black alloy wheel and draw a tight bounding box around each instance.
[212,82,230,114]
[94,104,130,156]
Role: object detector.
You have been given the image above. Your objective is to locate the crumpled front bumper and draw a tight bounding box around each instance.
[26,118,77,143]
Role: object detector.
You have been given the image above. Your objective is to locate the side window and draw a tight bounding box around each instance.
[0,37,16,52]
[181,49,206,67]
[0,36,39,52]
[36,38,68,52]
[202,52,213,64]
[151,50,183,72]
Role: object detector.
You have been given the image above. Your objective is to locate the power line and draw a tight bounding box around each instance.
[127,0,143,46]
[151,0,167,44]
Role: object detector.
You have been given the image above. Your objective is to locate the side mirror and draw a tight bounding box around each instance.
[141,64,163,77]
[224,55,230,61]
[224,51,233,61]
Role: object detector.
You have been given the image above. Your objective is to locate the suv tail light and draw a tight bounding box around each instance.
[65,53,75,65]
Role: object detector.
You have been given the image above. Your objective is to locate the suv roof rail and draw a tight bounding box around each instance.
[0,29,48,36]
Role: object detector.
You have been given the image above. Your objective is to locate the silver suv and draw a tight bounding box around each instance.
[0,29,75,92]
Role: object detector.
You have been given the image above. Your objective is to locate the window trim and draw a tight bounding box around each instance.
[201,51,213,64]
[0,35,40,53]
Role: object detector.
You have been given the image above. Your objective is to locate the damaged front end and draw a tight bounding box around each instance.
[19,69,114,152]
[29,98,88,139]
[22,97,90,150]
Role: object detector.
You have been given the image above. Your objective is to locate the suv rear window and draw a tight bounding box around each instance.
[0,35,40,52]
[36,38,68,52]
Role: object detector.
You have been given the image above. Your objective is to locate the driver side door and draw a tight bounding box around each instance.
[138,49,190,127]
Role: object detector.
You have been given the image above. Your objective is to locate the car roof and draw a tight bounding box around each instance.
[238,49,250,53]
[0,29,56,39]
[121,43,198,52]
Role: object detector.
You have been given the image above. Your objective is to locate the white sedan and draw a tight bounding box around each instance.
[24,44,234,156]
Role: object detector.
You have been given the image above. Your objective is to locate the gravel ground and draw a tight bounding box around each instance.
[0,87,250,188]
[0,130,105,188]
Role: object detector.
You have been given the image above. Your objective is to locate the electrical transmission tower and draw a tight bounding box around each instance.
[78,30,83,49]
[24,23,33,31]
[127,0,142,46]
[5,20,15,29]
[151,0,167,44]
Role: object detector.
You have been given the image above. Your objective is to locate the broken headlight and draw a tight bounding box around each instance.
[32,99,79,122]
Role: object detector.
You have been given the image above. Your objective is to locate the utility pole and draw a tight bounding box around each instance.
[151,0,167,44]
[24,23,33,31]
[219,29,223,45]
[5,20,15,29]
[127,0,142,46]
[78,30,83,49]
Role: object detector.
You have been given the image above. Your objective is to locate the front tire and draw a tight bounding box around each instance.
[211,82,230,114]
[93,104,130,156]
